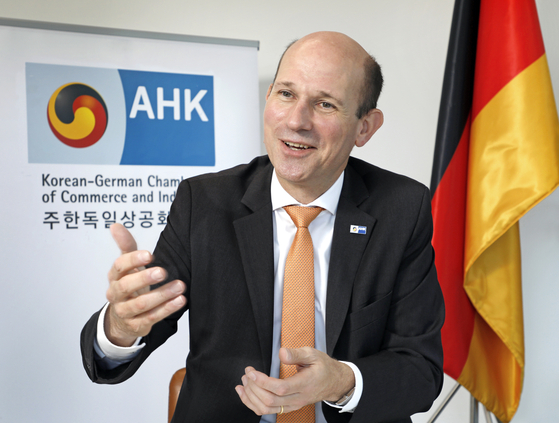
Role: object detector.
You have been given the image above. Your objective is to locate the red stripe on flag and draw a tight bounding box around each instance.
[432,117,475,379]
[472,0,545,118]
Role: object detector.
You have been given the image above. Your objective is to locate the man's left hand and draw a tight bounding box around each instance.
[235,347,355,416]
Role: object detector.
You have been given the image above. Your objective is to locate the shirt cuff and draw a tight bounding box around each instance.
[322,361,363,413]
[96,302,145,360]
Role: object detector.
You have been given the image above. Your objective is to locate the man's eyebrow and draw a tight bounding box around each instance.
[275,81,345,105]
[274,81,294,89]
[316,90,344,106]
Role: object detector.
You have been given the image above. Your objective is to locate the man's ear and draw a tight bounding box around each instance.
[265,84,273,101]
[355,108,384,148]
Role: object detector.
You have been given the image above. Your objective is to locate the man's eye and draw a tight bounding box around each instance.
[279,90,292,98]
[320,102,333,109]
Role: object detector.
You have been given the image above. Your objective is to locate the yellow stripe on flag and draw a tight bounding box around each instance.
[461,224,523,422]
[467,54,559,265]
[458,299,523,422]
[462,54,559,422]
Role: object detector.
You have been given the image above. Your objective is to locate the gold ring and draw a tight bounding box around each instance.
[278,405,284,415]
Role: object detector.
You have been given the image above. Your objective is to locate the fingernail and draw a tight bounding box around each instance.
[171,296,184,306]
[172,281,184,293]
[152,268,164,281]
[139,251,150,262]
[248,372,256,381]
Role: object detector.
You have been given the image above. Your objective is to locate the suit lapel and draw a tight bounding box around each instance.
[326,163,377,355]
[233,161,275,371]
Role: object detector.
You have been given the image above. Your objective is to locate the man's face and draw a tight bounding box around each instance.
[263,34,370,202]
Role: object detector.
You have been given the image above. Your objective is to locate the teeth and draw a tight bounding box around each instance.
[284,141,309,150]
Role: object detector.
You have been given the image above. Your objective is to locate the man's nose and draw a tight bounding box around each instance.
[286,101,313,132]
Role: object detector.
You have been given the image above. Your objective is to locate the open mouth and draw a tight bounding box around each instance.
[283,141,311,150]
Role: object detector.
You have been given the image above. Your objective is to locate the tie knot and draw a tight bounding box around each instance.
[283,205,323,228]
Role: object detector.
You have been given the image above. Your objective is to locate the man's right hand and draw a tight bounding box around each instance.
[104,223,186,347]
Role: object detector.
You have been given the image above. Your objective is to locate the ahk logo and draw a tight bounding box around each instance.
[26,63,215,166]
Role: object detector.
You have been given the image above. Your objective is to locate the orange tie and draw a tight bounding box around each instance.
[278,205,323,423]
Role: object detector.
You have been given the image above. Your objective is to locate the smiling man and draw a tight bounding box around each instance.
[81,32,444,423]
[262,33,384,204]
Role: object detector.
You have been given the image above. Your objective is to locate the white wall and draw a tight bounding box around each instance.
[0,1,557,422]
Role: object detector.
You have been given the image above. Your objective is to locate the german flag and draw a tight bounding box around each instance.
[430,0,559,421]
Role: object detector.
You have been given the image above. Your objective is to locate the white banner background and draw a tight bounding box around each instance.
[0,22,259,422]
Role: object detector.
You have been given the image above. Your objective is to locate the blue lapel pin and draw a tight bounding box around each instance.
[350,225,367,234]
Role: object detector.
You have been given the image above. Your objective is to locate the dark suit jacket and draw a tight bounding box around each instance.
[81,155,444,423]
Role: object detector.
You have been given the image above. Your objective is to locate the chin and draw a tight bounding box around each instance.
[276,168,310,185]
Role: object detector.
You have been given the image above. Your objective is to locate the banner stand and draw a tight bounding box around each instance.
[0,17,261,423]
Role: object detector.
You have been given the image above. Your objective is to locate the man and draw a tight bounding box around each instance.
[81,31,444,422]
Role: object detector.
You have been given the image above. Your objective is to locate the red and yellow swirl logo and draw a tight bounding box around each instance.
[47,83,108,148]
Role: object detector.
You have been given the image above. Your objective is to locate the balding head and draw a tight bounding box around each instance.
[272,32,383,118]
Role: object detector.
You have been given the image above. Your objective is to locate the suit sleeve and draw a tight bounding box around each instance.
[325,186,445,423]
[80,180,193,384]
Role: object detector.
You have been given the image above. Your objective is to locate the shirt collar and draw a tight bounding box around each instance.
[271,170,344,216]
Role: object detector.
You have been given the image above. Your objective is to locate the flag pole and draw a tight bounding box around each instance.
[426,382,461,423]
[427,382,503,423]
[470,396,479,423]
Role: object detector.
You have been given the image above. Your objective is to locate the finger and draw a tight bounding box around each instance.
[240,373,287,416]
[108,250,154,283]
[279,347,315,367]
[112,279,185,319]
[106,290,186,342]
[244,367,288,396]
[240,367,310,414]
[279,348,355,404]
[110,223,138,254]
[108,266,167,303]
[126,291,186,335]
[244,368,302,405]
[235,385,269,416]
[240,375,268,415]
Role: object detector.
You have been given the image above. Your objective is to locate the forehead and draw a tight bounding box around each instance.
[275,39,365,102]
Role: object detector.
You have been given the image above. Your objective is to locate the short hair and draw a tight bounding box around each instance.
[271,39,384,119]
[271,39,298,85]
[357,54,383,118]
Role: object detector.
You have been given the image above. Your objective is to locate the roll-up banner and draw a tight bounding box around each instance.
[0,18,259,422]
